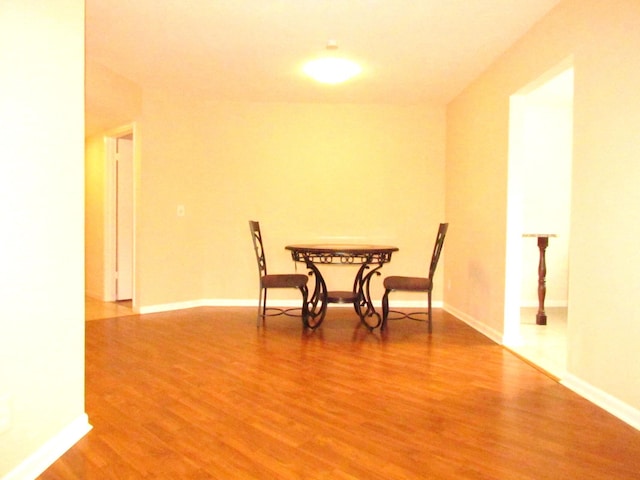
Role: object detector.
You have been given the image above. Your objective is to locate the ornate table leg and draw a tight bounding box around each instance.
[303,260,328,329]
[536,236,549,326]
[353,261,383,330]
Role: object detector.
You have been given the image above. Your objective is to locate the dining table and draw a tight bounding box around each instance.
[285,243,399,330]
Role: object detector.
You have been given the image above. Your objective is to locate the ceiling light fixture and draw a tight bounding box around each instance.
[303,41,362,85]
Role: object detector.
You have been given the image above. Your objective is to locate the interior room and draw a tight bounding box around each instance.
[3,0,640,478]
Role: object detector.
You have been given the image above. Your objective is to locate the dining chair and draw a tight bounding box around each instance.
[249,220,309,327]
[381,223,449,333]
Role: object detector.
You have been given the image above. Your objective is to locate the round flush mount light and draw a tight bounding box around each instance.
[302,41,362,84]
[303,57,362,84]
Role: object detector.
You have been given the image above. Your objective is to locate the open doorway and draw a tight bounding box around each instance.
[505,62,574,379]
[104,126,135,306]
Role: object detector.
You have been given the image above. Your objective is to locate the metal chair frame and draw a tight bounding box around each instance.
[249,221,310,327]
[381,223,449,333]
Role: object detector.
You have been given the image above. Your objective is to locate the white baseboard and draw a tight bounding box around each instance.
[4,414,92,480]
[443,303,503,344]
[124,297,569,318]
[139,299,217,314]
[443,304,639,432]
[139,298,270,314]
[562,374,640,431]
[138,298,444,314]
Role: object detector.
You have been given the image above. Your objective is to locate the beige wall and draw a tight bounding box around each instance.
[0,0,88,477]
[137,93,445,308]
[85,60,142,137]
[85,134,107,299]
[445,0,640,412]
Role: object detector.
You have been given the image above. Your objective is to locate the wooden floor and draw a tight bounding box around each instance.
[40,307,640,479]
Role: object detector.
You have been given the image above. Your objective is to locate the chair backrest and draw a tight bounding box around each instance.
[428,223,449,280]
[249,220,267,277]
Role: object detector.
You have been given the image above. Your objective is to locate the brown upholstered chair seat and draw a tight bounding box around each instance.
[262,273,308,289]
[383,276,432,292]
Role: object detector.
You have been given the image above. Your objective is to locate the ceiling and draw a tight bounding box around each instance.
[85,0,562,105]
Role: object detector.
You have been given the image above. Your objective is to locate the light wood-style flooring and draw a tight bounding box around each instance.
[39,305,640,479]
[85,297,133,321]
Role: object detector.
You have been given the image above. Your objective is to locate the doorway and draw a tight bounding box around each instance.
[104,126,135,304]
[505,63,574,378]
